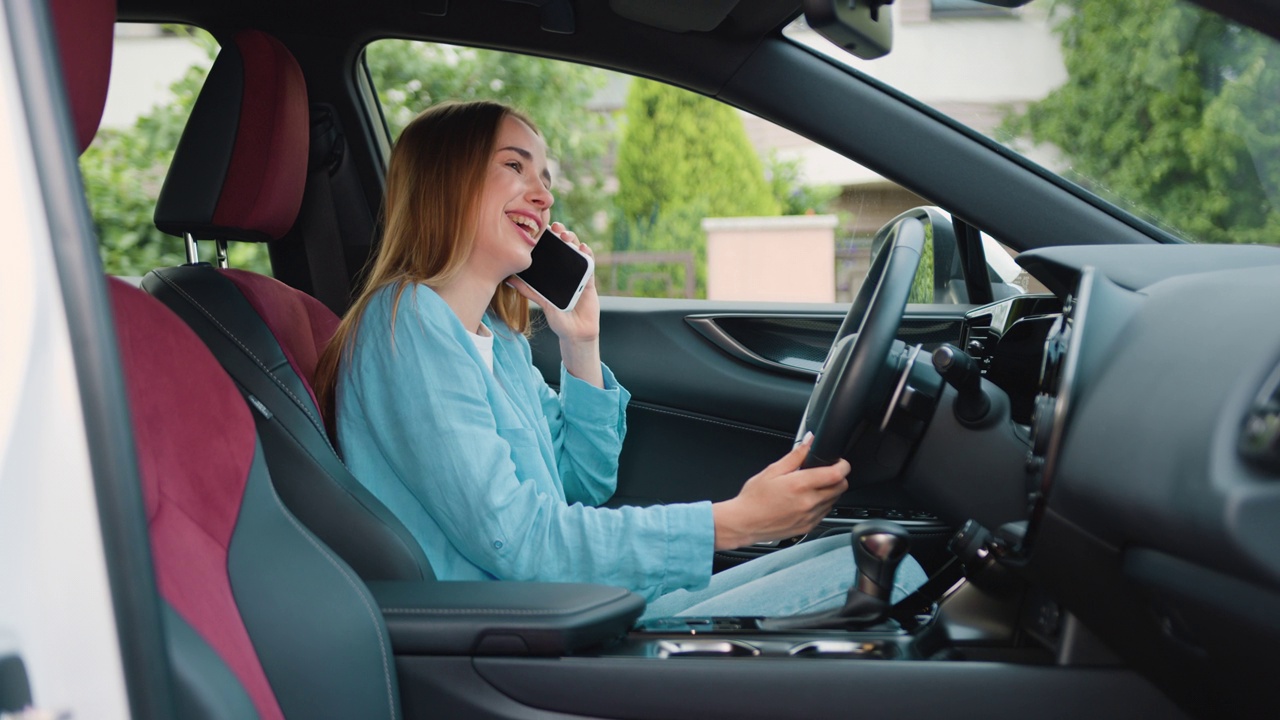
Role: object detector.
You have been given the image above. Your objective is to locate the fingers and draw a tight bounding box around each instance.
[813,459,851,489]
[551,222,578,247]
[551,222,593,256]
[763,436,811,476]
[792,457,849,499]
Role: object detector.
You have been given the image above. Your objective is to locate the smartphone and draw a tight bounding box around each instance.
[516,227,594,311]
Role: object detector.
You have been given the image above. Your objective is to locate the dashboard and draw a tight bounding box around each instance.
[947,244,1280,715]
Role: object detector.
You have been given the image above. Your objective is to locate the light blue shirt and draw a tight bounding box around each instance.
[336,283,714,601]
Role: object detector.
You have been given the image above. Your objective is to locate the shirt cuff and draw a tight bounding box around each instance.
[559,362,631,429]
[659,500,715,596]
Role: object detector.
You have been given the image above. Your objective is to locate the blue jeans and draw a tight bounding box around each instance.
[641,532,929,620]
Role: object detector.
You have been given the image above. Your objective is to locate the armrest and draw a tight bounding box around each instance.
[367,581,645,657]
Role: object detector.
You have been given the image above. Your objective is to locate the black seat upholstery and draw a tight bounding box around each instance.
[141,30,433,582]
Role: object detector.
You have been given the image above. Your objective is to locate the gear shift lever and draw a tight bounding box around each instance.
[757,521,911,630]
[834,521,911,624]
[852,521,911,602]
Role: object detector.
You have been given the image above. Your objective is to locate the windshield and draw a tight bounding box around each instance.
[786,0,1280,246]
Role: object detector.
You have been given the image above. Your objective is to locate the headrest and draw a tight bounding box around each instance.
[50,0,116,153]
[154,30,308,243]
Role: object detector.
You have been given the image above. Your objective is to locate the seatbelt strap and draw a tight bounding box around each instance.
[300,108,352,315]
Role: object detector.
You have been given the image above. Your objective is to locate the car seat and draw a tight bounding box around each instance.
[52,0,402,715]
[139,30,433,582]
[109,278,402,719]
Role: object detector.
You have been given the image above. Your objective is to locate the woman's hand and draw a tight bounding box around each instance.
[711,435,850,551]
[508,222,604,387]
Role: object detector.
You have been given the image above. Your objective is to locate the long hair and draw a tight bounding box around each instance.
[314,101,537,433]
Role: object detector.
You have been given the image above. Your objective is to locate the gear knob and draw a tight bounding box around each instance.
[851,521,911,602]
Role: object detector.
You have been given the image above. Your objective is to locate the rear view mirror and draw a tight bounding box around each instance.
[803,0,893,60]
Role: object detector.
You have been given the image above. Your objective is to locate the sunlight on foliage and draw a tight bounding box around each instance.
[1006,0,1280,244]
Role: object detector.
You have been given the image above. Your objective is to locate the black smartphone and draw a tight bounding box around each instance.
[515,227,594,311]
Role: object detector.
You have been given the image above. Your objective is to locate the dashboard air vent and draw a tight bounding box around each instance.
[1240,362,1280,476]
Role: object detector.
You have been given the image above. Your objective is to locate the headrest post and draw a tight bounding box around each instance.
[184,232,200,265]
[216,240,229,269]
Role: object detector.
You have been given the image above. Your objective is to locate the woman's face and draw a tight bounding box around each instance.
[467,115,554,284]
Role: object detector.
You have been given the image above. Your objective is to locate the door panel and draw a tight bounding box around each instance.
[530,297,968,509]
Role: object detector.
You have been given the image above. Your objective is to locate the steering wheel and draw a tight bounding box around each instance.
[798,215,926,469]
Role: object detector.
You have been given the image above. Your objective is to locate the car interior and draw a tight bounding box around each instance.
[9,0,1280,717]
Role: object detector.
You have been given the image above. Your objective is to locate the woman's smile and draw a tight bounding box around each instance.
[468,115,554,281]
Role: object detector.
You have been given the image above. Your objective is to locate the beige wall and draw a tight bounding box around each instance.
[703,215,838,302]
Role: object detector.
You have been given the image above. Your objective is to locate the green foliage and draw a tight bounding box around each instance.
[607,203,708,297]
[908,223,936,304]
[89,32,842,296]
[765,152,841,216]
[84,26,270,276]
[365,40,614,236]
[614,79,779,230]
[1006,0,1280,244]
[610,80,781,295]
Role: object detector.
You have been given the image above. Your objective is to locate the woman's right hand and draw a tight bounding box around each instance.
[711,435,850,551]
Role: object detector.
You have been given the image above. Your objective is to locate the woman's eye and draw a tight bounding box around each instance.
[506,161,523,173]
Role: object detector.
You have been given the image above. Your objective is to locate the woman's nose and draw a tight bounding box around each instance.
[528,181,554,208]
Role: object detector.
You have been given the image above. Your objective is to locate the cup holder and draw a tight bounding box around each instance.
[655,639,761,658]
[788,640,895,659]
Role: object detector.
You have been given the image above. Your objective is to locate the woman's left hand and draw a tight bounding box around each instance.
[508,222,605,387]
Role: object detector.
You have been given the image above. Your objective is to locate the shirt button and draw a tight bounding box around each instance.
[493,540,504,549]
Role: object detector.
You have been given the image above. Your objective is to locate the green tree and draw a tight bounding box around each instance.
[1006,0,1280,244]
[764,152,840,217]
[84,27,271,276]
[615,79,779,231]
[365,40,614,236]
[611,79,781,295]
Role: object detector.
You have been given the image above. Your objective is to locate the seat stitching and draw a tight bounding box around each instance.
[156,274,344,466]
[269,479,397,720]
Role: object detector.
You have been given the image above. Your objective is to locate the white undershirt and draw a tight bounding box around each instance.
[468,325,495,373]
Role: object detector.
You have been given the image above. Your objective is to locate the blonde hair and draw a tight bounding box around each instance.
[315,101,538,432]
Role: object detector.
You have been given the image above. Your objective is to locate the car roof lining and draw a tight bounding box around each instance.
[115,0,802,98]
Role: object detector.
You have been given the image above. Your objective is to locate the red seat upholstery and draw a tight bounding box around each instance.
[109,277,402,719]
[153,30,308,244]
[109,279,287,720]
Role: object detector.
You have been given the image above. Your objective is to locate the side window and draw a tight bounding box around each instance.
[84,24,271,278]
[364,40,963,304]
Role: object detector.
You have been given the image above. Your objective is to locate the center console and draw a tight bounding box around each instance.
[385,517,1184,720]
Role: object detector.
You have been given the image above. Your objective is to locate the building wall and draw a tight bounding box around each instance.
[101,26,210,129]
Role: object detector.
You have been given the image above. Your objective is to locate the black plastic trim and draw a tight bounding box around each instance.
[470,656,1186,720]
[685,314,843,378]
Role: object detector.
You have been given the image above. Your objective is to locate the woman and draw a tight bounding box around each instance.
[314,100,926,617]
